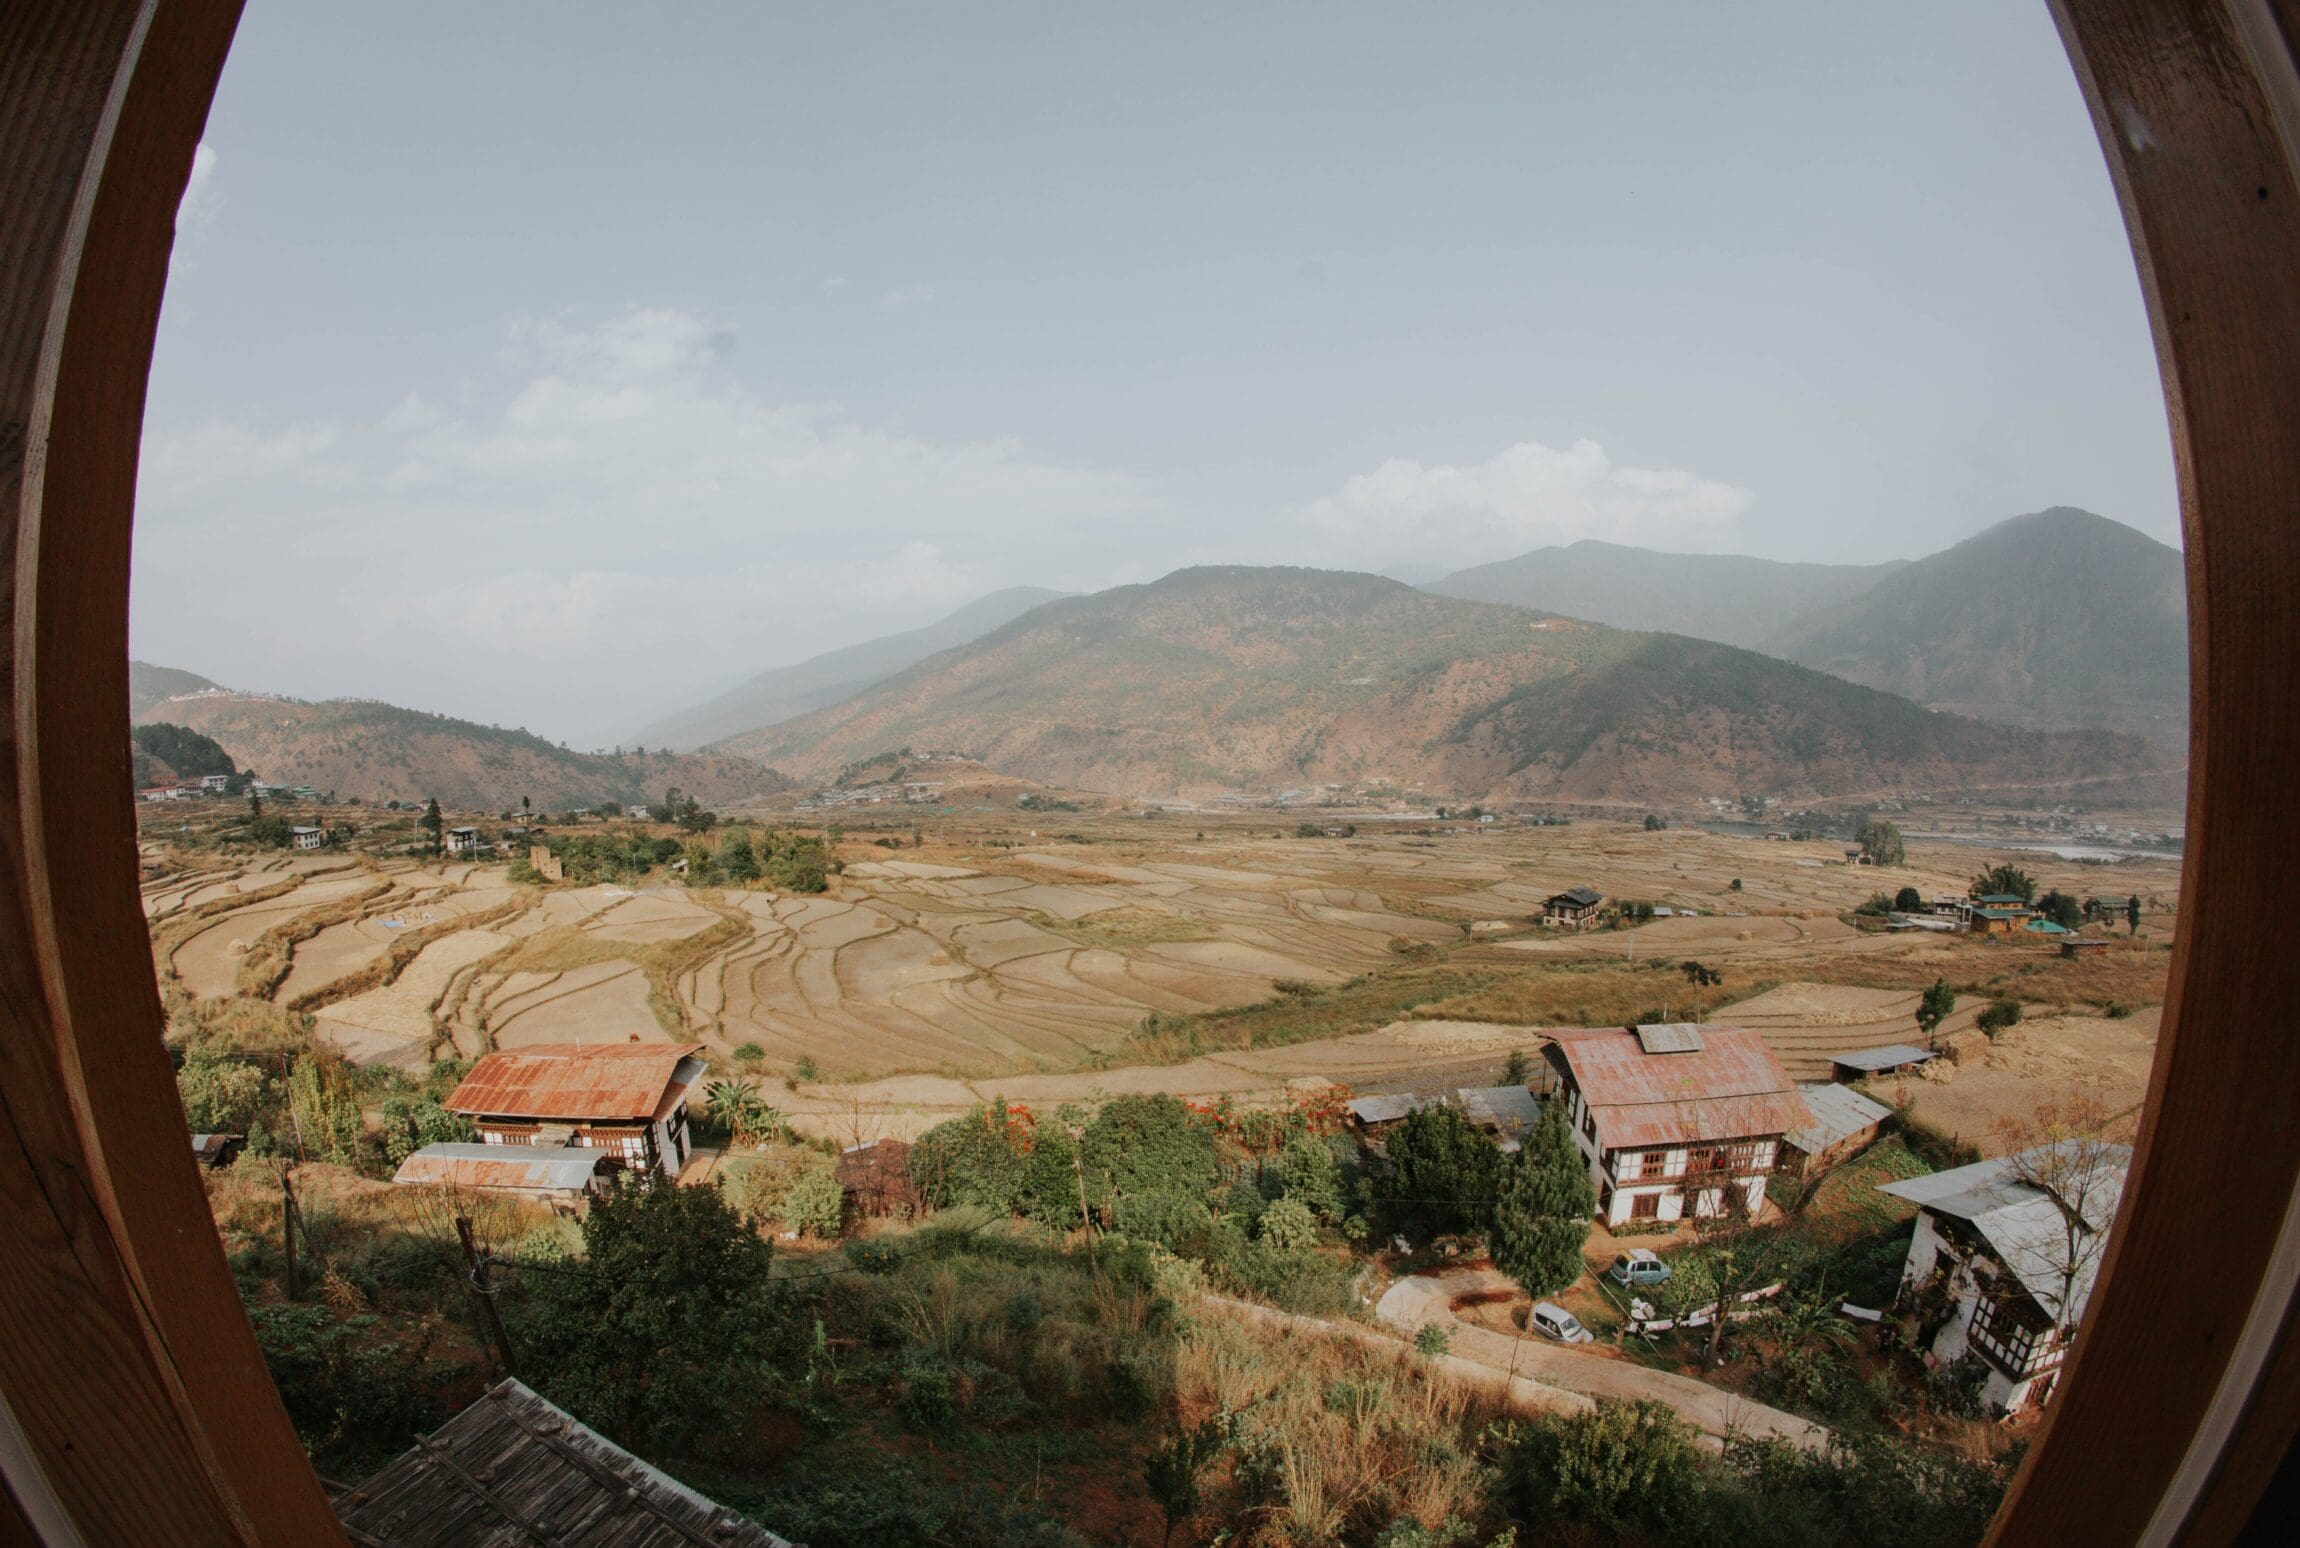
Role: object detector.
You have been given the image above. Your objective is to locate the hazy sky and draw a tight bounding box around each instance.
[137,2,2178,749]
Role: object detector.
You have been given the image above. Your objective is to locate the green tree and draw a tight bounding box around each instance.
[1275,1134,1344,1223]
[1855,818,1906,867]
[1503,1048,1530,1086]
[378,1093,474,1167]
[1976,997,2023,1036]
[2128,893,2143,934]
[1679,960,1722,1019]
[287,1056,364,1165]
[1257,1196,1319,1249]
[1144,1412,1235,1548]
[718,827,761,884]
[1508,1398,1704,1532]
[908,1103,1032,1214]
[176,1046,270,1133]
[419,797,444,856]
[1971,862,2036,902]
[1915,978,1957,1045]
[1893,885,1923,912]
[2037,890,2083,930]
[782,1169,846,1238]
[1381,1104,1504,1239]
[1491,1100,1596,1297]
[1078,1094,1220,1219]
[1643,813,1666,831]
[517,1176,781,1450]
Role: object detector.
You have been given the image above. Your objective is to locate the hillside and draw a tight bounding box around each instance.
[1426,541,1901,648]
[1769,507,2188,742]
[129,660,224,717]
[632,585,1072,750]
[719,565,2171,804]
[132,685,792,811]
[130,722,235,788]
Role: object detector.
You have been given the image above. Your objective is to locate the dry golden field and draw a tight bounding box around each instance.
[141,809,2181,1147]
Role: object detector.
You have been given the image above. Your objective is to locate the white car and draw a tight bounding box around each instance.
[1531,1300,1594,1344]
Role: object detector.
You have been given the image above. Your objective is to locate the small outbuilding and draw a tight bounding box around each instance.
[1455,1085,1546,1152]
[1828,1044,1939,1084]
[392,1143,611,1208]
[1344,1091,1436,1140]
[188,1132,243,1168]
[1778,1083,1892,1181]
[445,1041,707,1178]
[334,1378,797,1546]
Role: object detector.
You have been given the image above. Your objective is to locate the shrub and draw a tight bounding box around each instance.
[784,1169,847,1238]
[1258,1197,1320,1250]
[733,1041,766,1063]
[1414,1323,1453,1359]
[1380,1105,1503,1240]
[1276,1133,1346,1222]
[1977,997,2023,1036]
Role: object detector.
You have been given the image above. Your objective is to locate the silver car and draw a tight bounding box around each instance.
[1531,1300,1595,1344]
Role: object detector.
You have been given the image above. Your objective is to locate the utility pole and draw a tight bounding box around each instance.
[456,1216,519,1379]
[1069,1130,1097,1277]
[279,1167,302,1300]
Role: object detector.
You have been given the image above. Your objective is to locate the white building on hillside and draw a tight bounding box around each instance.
[1880,1143,2131,1415]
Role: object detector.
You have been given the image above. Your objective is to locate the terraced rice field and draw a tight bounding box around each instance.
[140,817,2179,1116]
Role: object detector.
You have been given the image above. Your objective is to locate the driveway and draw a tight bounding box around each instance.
[1375,1269,1829,1450]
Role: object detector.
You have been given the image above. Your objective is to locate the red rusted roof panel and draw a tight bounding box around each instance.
[1548,1026,1813,1149]
[446,1042,706,1121]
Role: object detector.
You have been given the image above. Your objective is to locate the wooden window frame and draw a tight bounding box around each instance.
[3,1,2300,1541]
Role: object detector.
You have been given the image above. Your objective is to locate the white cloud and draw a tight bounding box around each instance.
[1297,436,1754,570]
[132,305,1154,746]
[879,284,935,308]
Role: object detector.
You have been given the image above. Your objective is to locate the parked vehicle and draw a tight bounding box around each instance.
[1609,1248,1672,1288]
[1531,1301,1594,1344]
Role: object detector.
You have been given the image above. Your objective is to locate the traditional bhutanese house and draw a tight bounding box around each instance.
[1880,1143,2132,1416]
[1828,1043,1938,1084]
[1541,885,1605,928]
[289,825,326,850]
[444,825,484,856]
[444,1041,706,1179]
[1777,1083,1892,1181]
[1544,1024,1813,1227]
[837,1136,919,1219]
[333,1378,796,1546]
[392,1143,613,1209]
[188,1132,242,1168]
[1455,1085,1546,1153]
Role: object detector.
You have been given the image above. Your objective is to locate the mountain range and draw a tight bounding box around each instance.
[1426,507,2185,743]
[629,586,1071,751]
[131,664,791,812]
[714,565,2171,805]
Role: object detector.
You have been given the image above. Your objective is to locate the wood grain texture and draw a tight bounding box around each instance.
[1989,3,2300,1542]
[0,1,345,1542]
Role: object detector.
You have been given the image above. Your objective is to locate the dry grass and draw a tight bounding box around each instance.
[234,878,396,999]
[1176,1306,1501,1543]
[1117,967,1498,1064]
[1792,935,2172,1010]
[285,891,536,1015]
[149,873,310,985]
[1023,906,1215,949]
[494,908,749,1039]
[1414,957,1764,1028]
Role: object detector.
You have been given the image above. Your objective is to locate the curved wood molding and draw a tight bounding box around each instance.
[0,0,2295,1543]
[0,1,346,1542]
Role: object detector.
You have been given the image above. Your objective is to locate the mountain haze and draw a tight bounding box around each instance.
[130,661,225,717]
[1427,542,1902,648]
[1770,507,2187,742]
[633,586,1072,750]
[719,566,2168,805]
[134,678,792,812]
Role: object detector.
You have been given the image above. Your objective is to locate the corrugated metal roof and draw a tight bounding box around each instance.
[446,1042,707,1121]
[1635,1023,1705,1054]
[337,1379,795,1546]
[1880,1144,2131,1317]
[392,1143,606,1193]
[1548,1025,1812,1150]
[1548,886,1604,908]
[1787,1083,1892,1154]
[1456,1086,1543,1134]
[1346,1092,1434,1125]
[1829,1043,1936,1072]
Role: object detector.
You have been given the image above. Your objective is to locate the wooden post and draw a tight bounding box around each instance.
[279,1167,300,1301]
[456,1215,518,1379]
[1070,1133,1097,1276]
